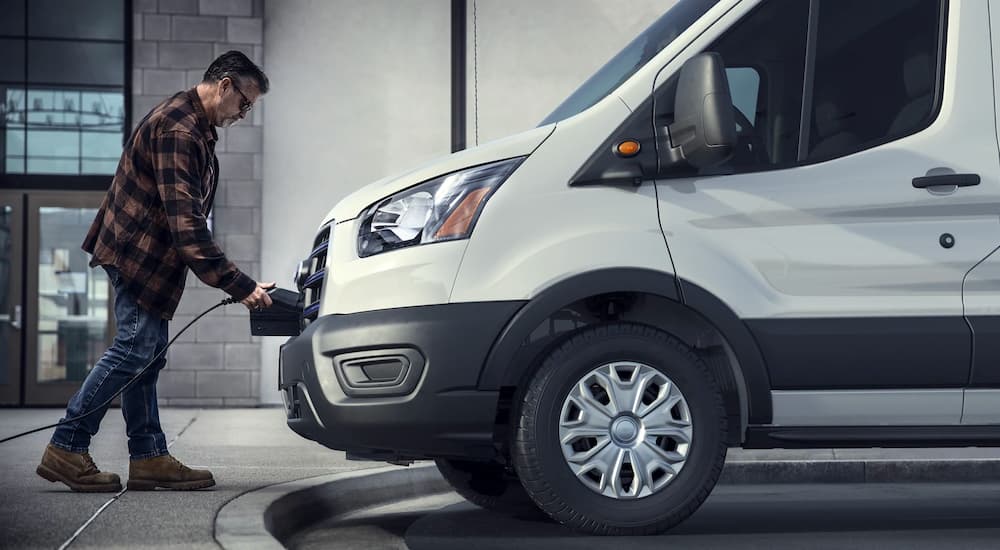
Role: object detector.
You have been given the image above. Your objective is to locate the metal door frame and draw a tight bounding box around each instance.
[0,191,23,405]
[23,191,112,406]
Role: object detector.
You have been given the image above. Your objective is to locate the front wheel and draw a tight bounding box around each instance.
[512,323,727,535]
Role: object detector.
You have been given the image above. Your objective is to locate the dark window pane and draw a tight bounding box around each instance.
[2,86,26,174]
[4,120,25,157]
[727,68,760,126]
[807,0,942,160]
[81,131,121,159]
[2,86,26,127]
[81,159,117,174]
[28,40,124,86]
[28,129,79,159]
[27,89,80,127]
[5,157,24,173]
[19,87,123,175]
[27,157,77,174]
[28,0,124,40]
[705,0,809,171]
[5,128,24,157]
[80,91,124,131]
[4,115,25,156]
[2,0,126,176]
[0,39,24,82]
[0,0,25,36]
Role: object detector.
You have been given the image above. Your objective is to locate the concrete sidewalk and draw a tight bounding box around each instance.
[3,408,1000,549]
[0,407,374,550]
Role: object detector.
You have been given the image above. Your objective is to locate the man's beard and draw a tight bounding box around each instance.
[220,117,240,128]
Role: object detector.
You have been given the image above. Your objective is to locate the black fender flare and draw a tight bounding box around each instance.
[678,278,772,424]
[475,268,772,424]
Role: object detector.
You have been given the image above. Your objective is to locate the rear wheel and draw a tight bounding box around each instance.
[512,322,727,535]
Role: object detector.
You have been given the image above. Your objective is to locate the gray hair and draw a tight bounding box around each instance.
[203,50,269,94]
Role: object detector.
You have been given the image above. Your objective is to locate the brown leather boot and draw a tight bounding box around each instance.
[127,454,215,491]
[36,444,122,493]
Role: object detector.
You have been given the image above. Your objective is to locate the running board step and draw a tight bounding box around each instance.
[745,426,1000,449]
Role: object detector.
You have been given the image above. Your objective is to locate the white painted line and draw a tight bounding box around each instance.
[58,413,200,549]
[57,487,127,550]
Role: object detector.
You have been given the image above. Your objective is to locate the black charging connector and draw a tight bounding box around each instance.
[249,288,303,336]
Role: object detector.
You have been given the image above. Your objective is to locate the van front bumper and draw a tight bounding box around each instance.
[278,301,525,460]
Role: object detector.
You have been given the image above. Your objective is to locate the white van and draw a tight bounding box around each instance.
[276,0,1000,535]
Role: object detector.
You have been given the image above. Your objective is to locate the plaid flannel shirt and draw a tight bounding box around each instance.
[83,88,257,319]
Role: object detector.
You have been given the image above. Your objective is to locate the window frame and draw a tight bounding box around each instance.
[0,0,132,191]
[657,0,949,178]
[796,0,949,165]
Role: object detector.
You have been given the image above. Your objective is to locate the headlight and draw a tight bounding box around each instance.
[358,157,525,258]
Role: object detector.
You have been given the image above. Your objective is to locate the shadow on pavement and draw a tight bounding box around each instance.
[392,483,1000,549]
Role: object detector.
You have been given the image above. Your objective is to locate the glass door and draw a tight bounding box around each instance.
[23,191,113,405]
[0,191,22,405]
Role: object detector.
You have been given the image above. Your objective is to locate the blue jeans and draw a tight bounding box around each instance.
[51,265,170,460]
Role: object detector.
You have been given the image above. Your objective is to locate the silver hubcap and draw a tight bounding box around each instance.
[558,362,693,500]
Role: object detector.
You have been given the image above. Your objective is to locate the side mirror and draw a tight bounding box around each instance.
[662,52,736,170]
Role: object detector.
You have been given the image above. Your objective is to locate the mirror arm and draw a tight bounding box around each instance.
[656,125,686,172]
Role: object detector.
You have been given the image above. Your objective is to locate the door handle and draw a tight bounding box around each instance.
[912,173,980,188]
[2,305,22,330]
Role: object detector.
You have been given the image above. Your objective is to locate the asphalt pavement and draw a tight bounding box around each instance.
[290,482,1000,550]
[5,407,1000,549]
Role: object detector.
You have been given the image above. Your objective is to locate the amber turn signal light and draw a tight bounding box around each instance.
[434,187,492,239]
[615,140,641,157]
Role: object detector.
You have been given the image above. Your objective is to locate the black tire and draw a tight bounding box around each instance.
[435,458,543,517]
[512,322,727,535]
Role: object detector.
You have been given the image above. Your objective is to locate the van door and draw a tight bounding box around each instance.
[963,0,1000,423]
[654,0,1000,424]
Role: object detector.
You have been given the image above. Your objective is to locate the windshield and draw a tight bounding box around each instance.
[539,0,721,126]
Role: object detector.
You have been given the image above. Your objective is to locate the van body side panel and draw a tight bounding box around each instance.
[967,315,1000,386]
[449,100,674,305]
[748,317,970,388]
[964,0,1000,390]
[656,0,998,394]
[965,246,1000,387]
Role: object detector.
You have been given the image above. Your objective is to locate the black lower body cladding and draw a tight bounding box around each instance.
[278,301,526,460]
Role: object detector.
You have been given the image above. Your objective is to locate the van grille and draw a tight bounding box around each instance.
[299,224,331,325]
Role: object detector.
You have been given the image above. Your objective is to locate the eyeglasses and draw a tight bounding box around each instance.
[229,79,253,113]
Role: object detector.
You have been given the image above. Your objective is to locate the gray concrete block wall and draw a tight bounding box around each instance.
[135,0,265,407]
[159,0,199,14]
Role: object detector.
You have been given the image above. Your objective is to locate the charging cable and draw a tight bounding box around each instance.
[0,296,242,445]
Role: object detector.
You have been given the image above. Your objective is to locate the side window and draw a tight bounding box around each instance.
[807,0,942,161]
[727,67,760,127]
[670,0,945,175]
[704,0,809,172]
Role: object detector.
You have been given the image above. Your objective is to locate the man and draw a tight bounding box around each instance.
[35,51,274,492]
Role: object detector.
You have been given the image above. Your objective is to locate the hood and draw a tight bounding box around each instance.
[323,124,556,226]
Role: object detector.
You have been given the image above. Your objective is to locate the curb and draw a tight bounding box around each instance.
[215,464,449,549]
[215,457,1000,548]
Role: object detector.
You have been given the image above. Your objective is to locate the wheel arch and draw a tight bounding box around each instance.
[478,269,773,448]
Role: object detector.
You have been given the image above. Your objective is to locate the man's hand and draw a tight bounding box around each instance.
[241,281,276,311]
